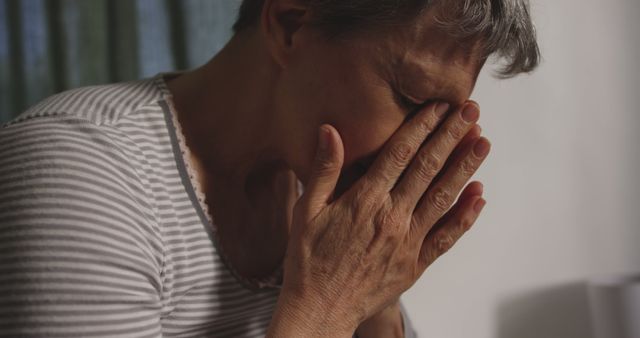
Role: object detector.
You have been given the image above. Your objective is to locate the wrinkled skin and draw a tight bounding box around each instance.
[273,10,485,193]
[261,3,492,337]
[267,97,490,336]
[167,1,492,336]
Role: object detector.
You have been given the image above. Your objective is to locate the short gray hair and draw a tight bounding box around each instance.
[232,0,541,78]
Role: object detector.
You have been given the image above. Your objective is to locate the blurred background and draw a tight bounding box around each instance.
[0,0,638,337]
[0,0,238,120]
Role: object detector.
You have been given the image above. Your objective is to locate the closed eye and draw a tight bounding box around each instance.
[392,89,423,115]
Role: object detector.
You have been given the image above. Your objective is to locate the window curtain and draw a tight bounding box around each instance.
[0,0,239,123]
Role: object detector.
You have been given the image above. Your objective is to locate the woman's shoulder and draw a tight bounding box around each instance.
[2,75,167,129]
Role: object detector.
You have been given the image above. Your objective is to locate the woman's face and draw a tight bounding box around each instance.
[278,13,485,193]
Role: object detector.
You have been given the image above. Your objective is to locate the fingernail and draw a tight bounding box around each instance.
[462,104,480,122]
[473,138,490,158]
[318,126,331,153]
[434,102,450,118]
[474,198,486,213]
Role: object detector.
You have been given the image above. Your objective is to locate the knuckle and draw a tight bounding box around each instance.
[435,232,455,255]
[458,157,477,177]
[351,186,380,216]
[415,116,436,135]
[375,208,403,236]
[415,153,441,181]
[458,216,474,232]
[388,142,413,168]
[445,123,466,140]
[428,187,452,214]
[377,210,397,229]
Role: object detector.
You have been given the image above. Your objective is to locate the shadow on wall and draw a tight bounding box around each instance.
[496,282,594,338]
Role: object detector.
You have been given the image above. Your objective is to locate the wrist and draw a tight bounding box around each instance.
[355,300,404,338]
[267,287,357,338]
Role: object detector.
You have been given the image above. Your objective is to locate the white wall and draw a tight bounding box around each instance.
[402,1,640,337]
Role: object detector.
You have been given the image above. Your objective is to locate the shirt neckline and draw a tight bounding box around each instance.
[153,71,290,292]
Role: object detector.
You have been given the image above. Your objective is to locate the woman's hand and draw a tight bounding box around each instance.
[267,101,490,337]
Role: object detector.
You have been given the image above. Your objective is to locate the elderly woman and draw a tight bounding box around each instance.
[0,0,539,337]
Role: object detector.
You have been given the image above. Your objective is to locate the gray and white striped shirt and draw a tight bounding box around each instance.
[0,74,417,337]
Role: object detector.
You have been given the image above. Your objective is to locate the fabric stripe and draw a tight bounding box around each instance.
[0,73,419,337]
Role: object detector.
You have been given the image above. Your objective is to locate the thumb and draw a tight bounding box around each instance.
[301,124,344,218]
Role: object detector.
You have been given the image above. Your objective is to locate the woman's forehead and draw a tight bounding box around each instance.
[376,20,485,104]
[397,56,482,104]
[329,11,485,104]
[394,11,485,67]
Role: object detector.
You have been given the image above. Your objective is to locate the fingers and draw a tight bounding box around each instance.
[431,124,481,185]
[299,124,345,218]
[391,102,480,211]
[412,136,491,238]
[454,181,484,208]
[416,189,486,271]
[455,125,482,159]
[359,102,450,195]
[417,181,482,238]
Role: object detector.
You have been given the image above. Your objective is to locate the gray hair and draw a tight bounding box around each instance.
[232,0,541,78]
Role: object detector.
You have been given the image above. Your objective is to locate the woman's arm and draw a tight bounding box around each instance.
[266,287,356,338]
[0,118,163,337]
[355,299,419,338]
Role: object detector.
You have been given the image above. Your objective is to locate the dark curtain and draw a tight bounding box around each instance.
[0,0,240,123]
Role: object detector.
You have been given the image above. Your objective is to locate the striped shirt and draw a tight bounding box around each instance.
[0,73,418,337]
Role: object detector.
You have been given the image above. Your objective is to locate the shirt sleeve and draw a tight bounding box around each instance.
[0,116,163,337]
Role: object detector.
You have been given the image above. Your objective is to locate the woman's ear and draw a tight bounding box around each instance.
[260,0,312,68]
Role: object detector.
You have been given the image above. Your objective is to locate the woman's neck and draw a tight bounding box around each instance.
[165,32,301,279]
[166,31,290,191]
